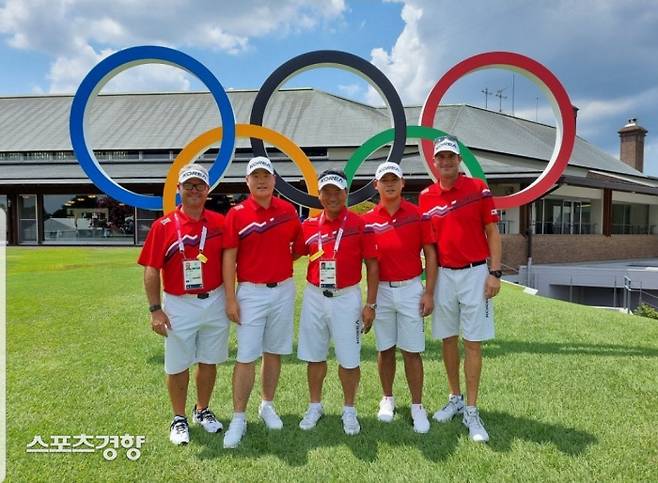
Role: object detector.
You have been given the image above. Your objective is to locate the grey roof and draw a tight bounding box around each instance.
[0,88,653,189]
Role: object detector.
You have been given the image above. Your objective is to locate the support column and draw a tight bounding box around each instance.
[602,188,612,237]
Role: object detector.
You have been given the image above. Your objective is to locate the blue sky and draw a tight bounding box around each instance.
[0,0,657,176]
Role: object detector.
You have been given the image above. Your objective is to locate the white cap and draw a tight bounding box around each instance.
[318,171,348,190]
[246,156,274,175]
[178,164,209,185]
[375,162,403,180]
[433,137,460,156]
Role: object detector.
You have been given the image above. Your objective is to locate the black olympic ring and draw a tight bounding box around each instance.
[249,50,407,208]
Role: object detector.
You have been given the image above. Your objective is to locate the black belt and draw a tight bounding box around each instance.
[266,283,278,288]
[196,293,209,299]
[441,260,487,270]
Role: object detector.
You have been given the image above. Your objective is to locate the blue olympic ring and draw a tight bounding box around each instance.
[69,45,236,210]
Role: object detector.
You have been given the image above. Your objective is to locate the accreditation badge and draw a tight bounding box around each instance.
[319,259,337,289]
[183,259,204,290]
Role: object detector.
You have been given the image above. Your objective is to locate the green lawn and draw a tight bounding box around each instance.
[6,247,658,481]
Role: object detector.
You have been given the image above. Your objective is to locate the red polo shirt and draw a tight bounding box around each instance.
[362,199,435,281]
[224,195,304,283]
[301,207,378,289]
[419,175,499,268]
[138,206,224,295]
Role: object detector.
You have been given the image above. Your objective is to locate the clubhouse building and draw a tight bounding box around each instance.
[1,89,657,277]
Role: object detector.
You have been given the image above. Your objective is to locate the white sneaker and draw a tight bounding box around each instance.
[342,408,361,436]
[192,406,223,433]
[259,401,283,430]
[223,418,247,448]
[377,396,395,423]
[433,394,465,423]
[169,416,190,446]
[299,404,324,430]
[411,405,430,433]
[463,406,489,443]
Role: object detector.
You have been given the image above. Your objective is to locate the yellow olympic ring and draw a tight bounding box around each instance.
[163,123,321,215]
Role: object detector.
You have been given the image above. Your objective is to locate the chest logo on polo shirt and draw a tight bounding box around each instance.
[238,213,295,239]
[423,191,491,219]
[164,233,200,260]
[305,226,361,246]
[160,218,172,226]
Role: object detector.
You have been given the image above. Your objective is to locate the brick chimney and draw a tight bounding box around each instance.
[618,118,648,172]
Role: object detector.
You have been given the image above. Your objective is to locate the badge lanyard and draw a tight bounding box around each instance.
[311,212,347,261]
[174,213,207,291]
[174,213,208,263]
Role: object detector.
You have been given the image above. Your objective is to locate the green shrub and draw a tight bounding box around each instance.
[634,303,658,319]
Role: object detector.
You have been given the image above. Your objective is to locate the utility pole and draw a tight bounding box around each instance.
[495,88,507,113]
[481,88,493,109]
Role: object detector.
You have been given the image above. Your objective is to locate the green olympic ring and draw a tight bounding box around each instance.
[344,125,487,188]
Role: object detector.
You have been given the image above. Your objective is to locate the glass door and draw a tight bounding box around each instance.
[18,194,38,244]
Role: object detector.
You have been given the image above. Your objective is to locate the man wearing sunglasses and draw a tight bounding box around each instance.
[419,136,502,443]
[138,163,229,446]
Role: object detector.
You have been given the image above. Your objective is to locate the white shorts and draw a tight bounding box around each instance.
[374,277,426,353]
[432,264,495,342]
[162,287,230,375]
[297,283,362,369]
[235,278,295,363]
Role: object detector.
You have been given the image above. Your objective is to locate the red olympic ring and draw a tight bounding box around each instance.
[419,51,576,210]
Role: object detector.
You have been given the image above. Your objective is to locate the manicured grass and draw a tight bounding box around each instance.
[6,247,658,481]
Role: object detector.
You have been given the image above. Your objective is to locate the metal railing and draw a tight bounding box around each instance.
[612,224,656,235]
[622,275,658,313]
[531,222,597,235]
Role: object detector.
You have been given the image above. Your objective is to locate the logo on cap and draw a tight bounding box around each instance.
[246,156,274,175]
[433,137,460,156]
[375,162,403,180]
[178,164,209,185]
[318,173,347,190]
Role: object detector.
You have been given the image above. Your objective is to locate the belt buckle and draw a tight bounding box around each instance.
[266,283,278,288]
[322,289,334,298]
[197,293,209,300]
[388,281,401,288]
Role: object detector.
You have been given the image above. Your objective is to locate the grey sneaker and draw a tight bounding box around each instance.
[223,417,247,448]
[259,401,283,430]
[342,408,361,436]
[463,406,489,442]
[299,404,324,431]
[433,394,465,423]
[169,416,190,446]
[193,406,223,433]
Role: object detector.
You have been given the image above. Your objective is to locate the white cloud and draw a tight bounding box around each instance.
[338,83,361,97]
[369,0,658,161]
[366,2,432,106]
[0,0,346,93]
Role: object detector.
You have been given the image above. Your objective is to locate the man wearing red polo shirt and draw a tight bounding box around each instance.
[222,156,305,449]
[297,169,379,436]
[363,161,437,433]
[139,164,228,446]
[419,135,502,443]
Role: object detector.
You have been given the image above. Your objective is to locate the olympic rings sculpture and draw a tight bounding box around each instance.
[70,46,575,213]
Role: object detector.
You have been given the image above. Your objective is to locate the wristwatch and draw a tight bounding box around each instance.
[149,304,162,313]
[365,303,377,310]
[488,270,503,279]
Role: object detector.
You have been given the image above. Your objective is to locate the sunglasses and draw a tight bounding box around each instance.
[181,182,208,192]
